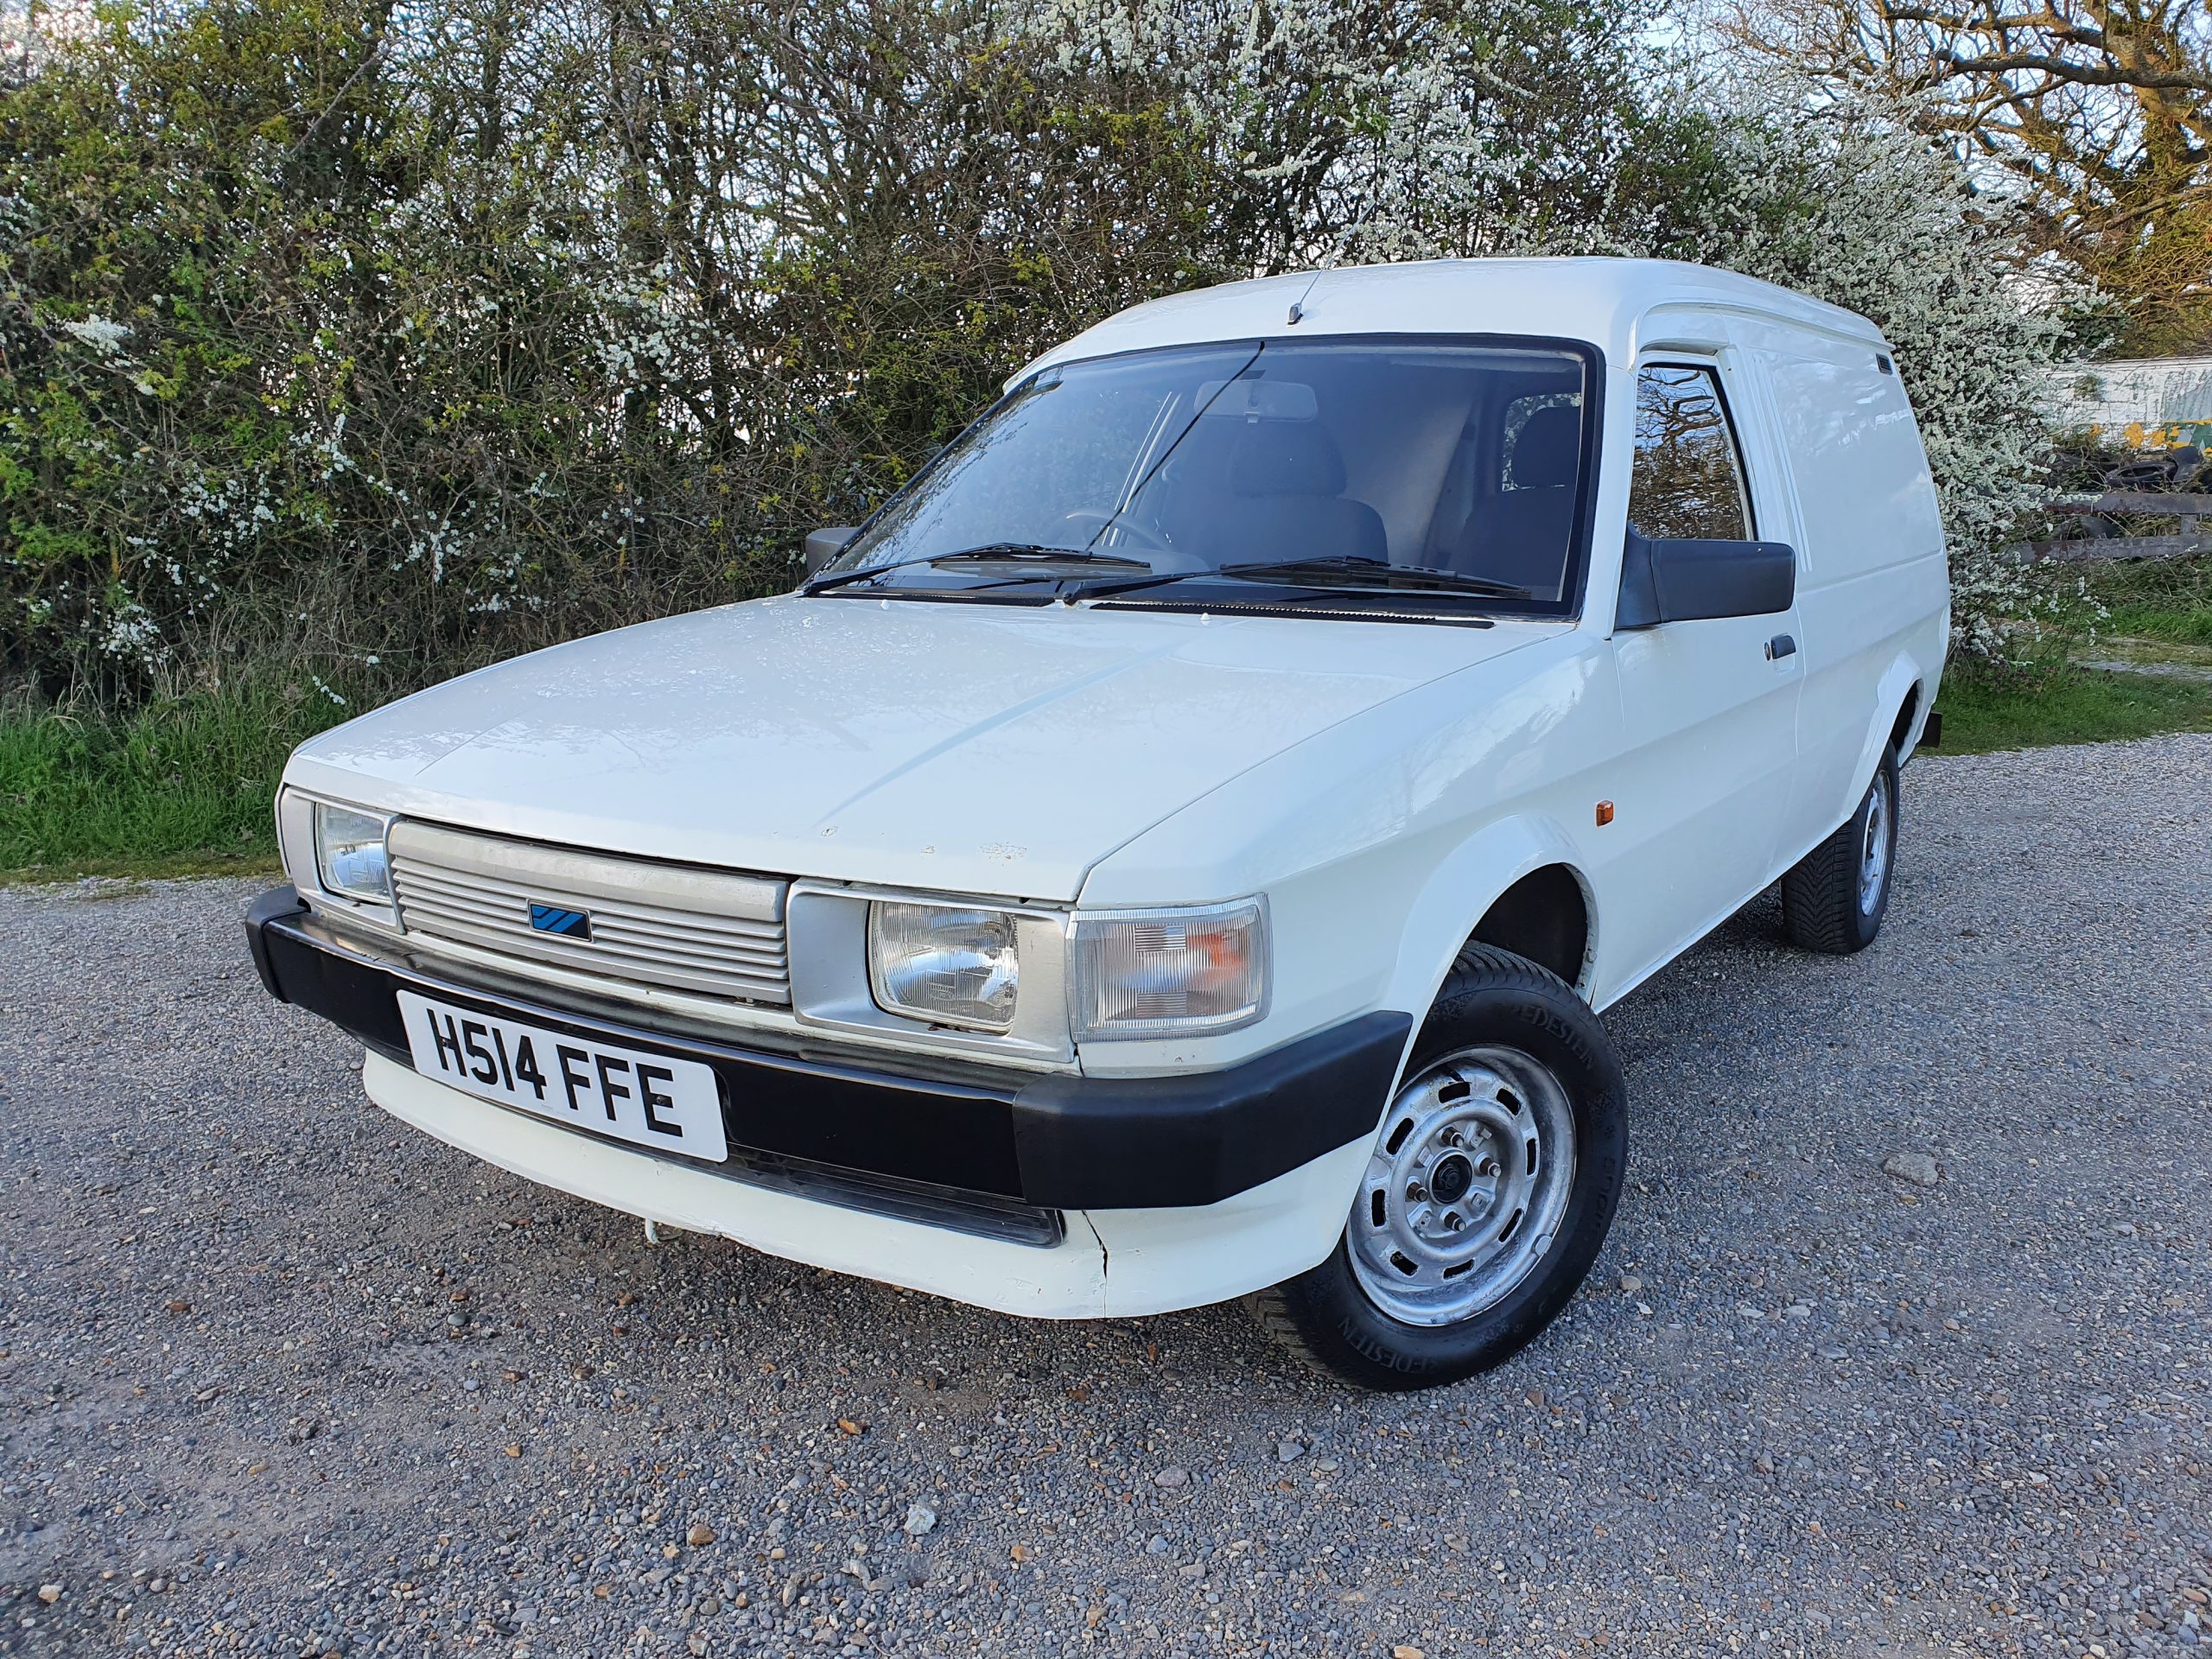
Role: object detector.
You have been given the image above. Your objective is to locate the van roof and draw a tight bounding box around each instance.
[1016,257,1887,385]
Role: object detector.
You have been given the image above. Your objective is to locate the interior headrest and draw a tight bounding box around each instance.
[1511,405,1582,492]
[1229,422,1348,498]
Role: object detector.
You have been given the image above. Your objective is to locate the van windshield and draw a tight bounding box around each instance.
[813,338,1595,616]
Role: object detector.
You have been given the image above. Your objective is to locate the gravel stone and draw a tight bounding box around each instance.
[901,1503,938,1537]
[1882,1150,1941,1186]
[2,735,2209,1657]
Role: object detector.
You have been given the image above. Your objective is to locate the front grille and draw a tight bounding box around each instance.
[386,822,791,1007]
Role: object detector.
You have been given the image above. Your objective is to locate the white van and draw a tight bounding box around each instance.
[245,258,1948,1389]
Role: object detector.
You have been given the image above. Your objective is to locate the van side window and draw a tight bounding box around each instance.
[1628,365,1753,541]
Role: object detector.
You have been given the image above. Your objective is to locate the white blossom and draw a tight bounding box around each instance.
[60,314,132,354]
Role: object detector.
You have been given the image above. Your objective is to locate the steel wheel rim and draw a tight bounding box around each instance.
[1347,1044,1578,1327]
[1859,771,1892,916]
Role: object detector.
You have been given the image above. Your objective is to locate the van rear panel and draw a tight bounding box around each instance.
[1744,321,1946,853]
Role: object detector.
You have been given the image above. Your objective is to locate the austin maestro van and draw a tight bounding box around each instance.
[245,258,1948,1389]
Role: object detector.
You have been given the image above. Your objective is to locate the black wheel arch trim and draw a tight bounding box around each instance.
[245,887,1411,1212]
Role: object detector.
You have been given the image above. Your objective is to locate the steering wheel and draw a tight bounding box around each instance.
[1058,510,1205,571]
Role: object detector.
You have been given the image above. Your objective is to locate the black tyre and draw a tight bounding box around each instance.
[1781,743,1899,954]
[1246,944,1627,1391]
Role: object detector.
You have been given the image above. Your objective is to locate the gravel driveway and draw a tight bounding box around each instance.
[3,735,2207,1659]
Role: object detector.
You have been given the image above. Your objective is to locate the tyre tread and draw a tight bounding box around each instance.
[1446,939,1580,999]
[1781,744,1898,955]
[1240,1286,1335,1377]
[1780,815,1860,952]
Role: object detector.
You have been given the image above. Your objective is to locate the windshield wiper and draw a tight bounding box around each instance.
[803,543,1151,595]
[1065,555,1532,604]
[1218,556,1533,600]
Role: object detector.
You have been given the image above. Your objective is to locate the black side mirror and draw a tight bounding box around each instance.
[801,526,861,582]
[1616,531,1796,629]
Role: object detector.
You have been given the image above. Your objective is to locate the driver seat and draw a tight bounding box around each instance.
[1163,422,1387,566]
[1443,404,1580,597]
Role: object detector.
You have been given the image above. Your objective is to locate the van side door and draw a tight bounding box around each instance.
[1602,355,1806,986]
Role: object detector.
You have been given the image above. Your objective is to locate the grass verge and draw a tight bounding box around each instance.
[0,688,337,882]
[2076,550,2212,645]
[1934,664,2212,754]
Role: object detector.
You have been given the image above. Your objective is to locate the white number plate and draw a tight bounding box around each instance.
[397,990,728,1163]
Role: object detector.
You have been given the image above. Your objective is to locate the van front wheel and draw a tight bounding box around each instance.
[1781,744,1899,954]
[1245,944,1627,1391]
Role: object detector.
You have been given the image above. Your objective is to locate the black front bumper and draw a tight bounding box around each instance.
[245,887,1409,1215]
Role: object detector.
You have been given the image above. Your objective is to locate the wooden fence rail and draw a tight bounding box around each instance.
[2018,533,2211,563]
[2024,490,2212,563]
[2047,489,2212,523]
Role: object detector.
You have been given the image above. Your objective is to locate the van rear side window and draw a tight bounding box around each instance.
[1629,365,1754,541]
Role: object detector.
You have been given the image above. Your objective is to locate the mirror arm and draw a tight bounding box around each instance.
[1616,530,1662,630]
[801,526,861,582]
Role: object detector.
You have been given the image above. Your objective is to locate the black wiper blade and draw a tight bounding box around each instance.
[1066,556,1536,606]
[1217,556,1532,600]
[936,543,1149,568]
[804,543,1149,594]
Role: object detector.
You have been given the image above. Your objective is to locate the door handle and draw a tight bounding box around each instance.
[1765,633,1797,661]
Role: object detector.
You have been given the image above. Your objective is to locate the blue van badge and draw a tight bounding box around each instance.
[528,902,593,940]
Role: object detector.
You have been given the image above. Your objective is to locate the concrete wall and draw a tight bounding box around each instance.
[2051,357,2212,448]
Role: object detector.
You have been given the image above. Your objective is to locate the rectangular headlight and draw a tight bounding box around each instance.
[868,902,1020,1033]
[1071,898,1267,1040]
[314,802,393,904]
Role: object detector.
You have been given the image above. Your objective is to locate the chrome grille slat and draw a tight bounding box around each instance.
[391,901,785,984]
[391,912,787,1001]
[396,867,785,944]
[391,884,790,1000]
[385,822,791,1008]
[588,918,782,955]
[388,880,784,970]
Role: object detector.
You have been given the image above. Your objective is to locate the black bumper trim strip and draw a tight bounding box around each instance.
[1009,1016,1411,1208]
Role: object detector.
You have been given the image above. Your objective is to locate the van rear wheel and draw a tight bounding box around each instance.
[1781,744,1899,954]
[1244,944,1626,1391]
